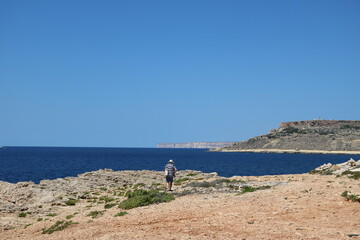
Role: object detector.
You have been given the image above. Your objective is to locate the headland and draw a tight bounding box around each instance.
[213,120,360,154]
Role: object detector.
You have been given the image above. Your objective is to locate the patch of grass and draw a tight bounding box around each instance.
[174,177,190,185]
[66,214,74,219]
[186,173,199,177]
[87,210,104,218]
[341,171,360,180]
[24,223,33,229]
[185,179,233,188]
[186,181,213,188]
[65,198,79,206]
[99,196,115,203]
[340,191,360,202]
[118,189,175,210]
[282,126,307,134]
[99,187,107,191]
[309,169,333,175]
[37,218,43,222]
[114,211,128,217]
[18,212,27,218]
[104,203,117,209]
[42,220,77,234]
[237,185,271,195]
[133,183,145,188]
[341,125,360,130]
[230,179,247,183]
[46,213,58,217]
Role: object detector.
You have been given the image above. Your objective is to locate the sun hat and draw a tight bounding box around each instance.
[169,159,174,163]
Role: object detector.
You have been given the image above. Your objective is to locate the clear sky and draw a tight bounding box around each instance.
[1,0,359,147]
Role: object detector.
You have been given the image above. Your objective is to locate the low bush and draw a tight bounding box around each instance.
[341,191,360,202]
[42,221,76,234]
[133,183,146,188]
[114,211,128,217]
[309,169,333,175]
[46,213,57,217]
[18,212,27,218]
[185,179,234,188]
[282,127,307,134]
[341,171,360,180]
[99,196,115,203]
[65,198,79,206]
[104,203,117,209]
[87,211,104,218]
[174,177,190,185]
[186,173,199,177]
[118,189,174,210]
[238,185,271,195]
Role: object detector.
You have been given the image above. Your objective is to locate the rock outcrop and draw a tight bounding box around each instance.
[311,158,360,175]
[216,120,360,153]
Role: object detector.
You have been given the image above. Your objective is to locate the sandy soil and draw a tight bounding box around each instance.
[1,173,359,240]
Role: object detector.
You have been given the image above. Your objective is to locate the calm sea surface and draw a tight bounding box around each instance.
[0,147,359,183]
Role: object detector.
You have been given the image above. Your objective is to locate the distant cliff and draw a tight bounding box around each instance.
[215,120,360,154]
[157,142,236,149]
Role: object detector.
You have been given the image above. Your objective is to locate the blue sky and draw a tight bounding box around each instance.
[1,0,359,147]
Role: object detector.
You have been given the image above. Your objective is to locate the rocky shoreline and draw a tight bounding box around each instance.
[213,148,360,155]
[1,159,359,239]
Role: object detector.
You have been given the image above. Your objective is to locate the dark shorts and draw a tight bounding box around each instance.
[166,176,174,183]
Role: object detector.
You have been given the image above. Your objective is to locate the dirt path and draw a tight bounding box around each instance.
[1,173,359,240]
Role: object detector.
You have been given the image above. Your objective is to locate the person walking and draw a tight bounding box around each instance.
[165,159,177,191]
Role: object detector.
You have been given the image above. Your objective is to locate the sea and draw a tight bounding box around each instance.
[0,147,359,184]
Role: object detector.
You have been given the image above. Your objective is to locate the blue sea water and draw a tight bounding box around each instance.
[0,147,359,183]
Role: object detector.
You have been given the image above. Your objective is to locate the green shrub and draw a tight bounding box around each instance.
[309,169,333,175]
[42,221,76,234]
[104,203,116,209]
[238,185,271,195]
[282,127,307,134]
[65,198,79,206]
[18,212,27,218]
[341,191,348,198]
[99,196,115,203]
[24,223,33,229]
[341,171,360,180]
[185,179,232,188]
[174,177,190,185]
[133,183,145,188]
[186,181,213,188]
[37,218,43,222]
[46,213,58,217]
[341,125,360,130]
[118,189,174,210]
[340,191,359,202]
[87,211,104,218]
[114,211,128,217]
[186,173,199,177]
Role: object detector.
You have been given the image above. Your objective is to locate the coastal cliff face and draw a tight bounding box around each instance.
[157,142,236,149]
[218,120,360,152]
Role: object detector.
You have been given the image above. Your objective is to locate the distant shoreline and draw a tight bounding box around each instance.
[213,148,360,155]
